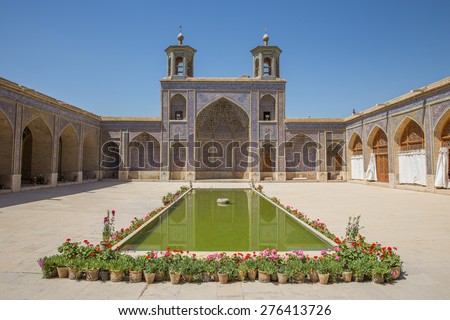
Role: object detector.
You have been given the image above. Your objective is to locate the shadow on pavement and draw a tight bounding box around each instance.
[0,180,128,208]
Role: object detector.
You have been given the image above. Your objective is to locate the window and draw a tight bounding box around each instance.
[254,58,259,77]
[175,57,184,75]
[263,57,272,76]
[263,111,271,121]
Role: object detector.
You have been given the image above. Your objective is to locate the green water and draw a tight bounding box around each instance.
[123,189,331,251]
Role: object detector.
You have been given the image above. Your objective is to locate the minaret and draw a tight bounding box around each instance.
[165,27,197,79]
[250,29,282,79]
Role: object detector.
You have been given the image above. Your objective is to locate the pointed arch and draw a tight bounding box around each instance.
[366,126,389,182]
[58,124,79,182]
[348,132,364,180]
[259,94,276,121]
[394,117,425,151]
[129,132,161,171]
[82,131,99,180]
[433,108,450,181]
[0,110,13,188]
[195,97,250,179]
[170,93,186,120]
[101,141,120,179]
[21,117,53,184]
[285,133,318,180]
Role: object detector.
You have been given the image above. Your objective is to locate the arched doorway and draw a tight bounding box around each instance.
[260,141,276,180]
[395,119,426,185]
[371,128,389,182]
[285,133,317,180]
[349,133,364,180]
[58,125,79,182]
[441,118,450,180]
[101,141,120,179]
[21,117,53,185]
[0,111,13,189]
[82,132,99,180]
[195,98,249,179]
[129,132,160,179]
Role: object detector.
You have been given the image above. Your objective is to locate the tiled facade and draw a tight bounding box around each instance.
[0,34,449,193]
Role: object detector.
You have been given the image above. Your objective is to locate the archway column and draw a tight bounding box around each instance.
[11,104,23,191]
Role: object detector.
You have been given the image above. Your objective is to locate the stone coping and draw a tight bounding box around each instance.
[114,185,335,254]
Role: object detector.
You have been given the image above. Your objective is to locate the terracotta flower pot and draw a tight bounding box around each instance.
[218,273,229,284]
[202,273,211,282]
[391,266,401,280]
[372,274,384,284]
[258,270,270,283]
[144,272,156,284]
[309,269,319,283]
[342,271,353,283]
[110,270,123,282]
[271,273,278,282]
[129,270,142,283]
[57,267,68,278]
[237,270,247,281]
[100,270,110,281]
[170,273,181,284]
[68,267,77,280]
[294,272,306,283]
[247,269,257,281]
[155,271,165,282]
[86,269,99,281]
[318,273,330,285]
[277,273,288,284]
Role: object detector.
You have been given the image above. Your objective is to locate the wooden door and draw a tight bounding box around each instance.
[376,154,389,182]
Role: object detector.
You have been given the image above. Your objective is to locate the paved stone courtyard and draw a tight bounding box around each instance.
[0,181,449,300]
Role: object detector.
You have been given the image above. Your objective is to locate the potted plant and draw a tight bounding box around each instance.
[316,256,332,285]
[143,258,157,284]
[384,250,402,280]
[83,258,100,281]
[328,258,344,283]
[129,256,145,283]
[169,261,182,284]
[277,260,289,284]
[308,257,319,283]
[371,260,391,284]
[240,255,258,281]
[67,258,81,280]
[54,255,69,278]
[37,255,59,279]
[345,215,363,248]
[348,257,371,282]
[109,259,126,282]
[101,210,116,249]
[202,258,218,282]
[258,259,276,283]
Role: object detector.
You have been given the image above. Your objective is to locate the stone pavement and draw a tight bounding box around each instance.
[0,181,449,300]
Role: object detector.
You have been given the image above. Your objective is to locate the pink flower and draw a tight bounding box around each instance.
[335,256,341,261]
[320,250,327,255]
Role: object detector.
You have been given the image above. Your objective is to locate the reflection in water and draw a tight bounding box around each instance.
[124,189,331,251]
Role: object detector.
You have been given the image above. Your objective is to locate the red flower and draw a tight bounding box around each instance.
[90,252,95,257]
[126,248,130,251]
[112,210,115,216]
[84,240,89,244]
[387,247,392,251]
[66,238,71,242]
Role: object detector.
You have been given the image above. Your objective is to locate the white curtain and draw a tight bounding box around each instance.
[365,153,377,181]
[398,149,427,186]
[434,147,449,188]
[351,155,364,180]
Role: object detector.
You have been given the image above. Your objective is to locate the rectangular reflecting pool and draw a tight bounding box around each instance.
[122,189,332,251]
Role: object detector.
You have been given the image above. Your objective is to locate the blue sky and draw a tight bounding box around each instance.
[1,0,450,118]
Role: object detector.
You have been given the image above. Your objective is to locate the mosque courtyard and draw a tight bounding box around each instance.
[0,181,448,300]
